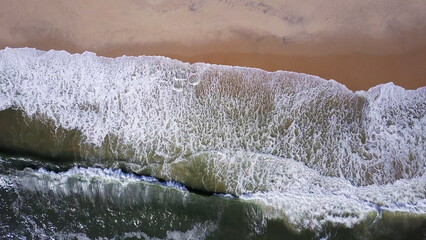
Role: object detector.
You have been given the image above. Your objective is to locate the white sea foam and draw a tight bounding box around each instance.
[7,218,215,240]
[33,166,188,194]
[123,221,217,240]
[213,193,235,198]
[0,48,425,230]
[240,161,425,230]
[1,162,425,232]
[30,221,216,240]
[0,48,424,185]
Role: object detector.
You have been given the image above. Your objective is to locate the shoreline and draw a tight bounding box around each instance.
[171,49,426,91]
[1,0,425,91]
[1,39,425,91]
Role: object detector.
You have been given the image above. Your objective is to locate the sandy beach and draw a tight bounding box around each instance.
[1,0,425,90]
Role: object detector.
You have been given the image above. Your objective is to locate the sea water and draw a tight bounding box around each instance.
[0,48,424,239]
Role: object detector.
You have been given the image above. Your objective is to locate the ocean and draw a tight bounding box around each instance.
[0,48,424,239]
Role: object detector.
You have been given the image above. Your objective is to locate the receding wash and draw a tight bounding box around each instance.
[0,48,425,239]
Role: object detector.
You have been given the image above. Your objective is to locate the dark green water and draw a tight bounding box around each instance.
[1,155,425,240]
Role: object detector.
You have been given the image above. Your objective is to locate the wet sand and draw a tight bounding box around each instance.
[1,0,425,91]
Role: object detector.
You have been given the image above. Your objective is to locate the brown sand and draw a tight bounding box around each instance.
[1,0,426,91]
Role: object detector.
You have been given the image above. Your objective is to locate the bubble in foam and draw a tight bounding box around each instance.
[188,73,201,86]
[171,68,188,92]
[173,77,185,92]
[187,67,201,86]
